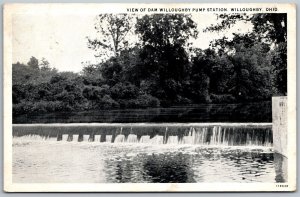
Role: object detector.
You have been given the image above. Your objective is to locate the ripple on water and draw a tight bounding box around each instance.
[12,141,286,183]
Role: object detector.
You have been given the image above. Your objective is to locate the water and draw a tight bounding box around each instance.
[114,135,126,143]
[12,123,286,183]
[94,135,101,142]
[12,140,287,183]
[106,135,112,143]
[13,124,273,146]
[127,134,138,143]
[83,135,90,142]
[140,135,150,143]
[62,134,68,141]
[13,102,271,123]
[73,134,79,142]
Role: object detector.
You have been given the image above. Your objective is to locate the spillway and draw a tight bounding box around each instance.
[12,123,273,147]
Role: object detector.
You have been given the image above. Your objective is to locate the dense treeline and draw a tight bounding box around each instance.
[13,13,287,115]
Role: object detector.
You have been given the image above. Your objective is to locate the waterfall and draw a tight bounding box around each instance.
[83,135,89,142]
[67,134,73,142]
[192,128,208,144]
[94,135,101,142]
[127,134,138,143]
[150,135,164,144]
[13,124,273,147]
[73,134,79,142]
[167,136,179,144]
[106,135,112,143]
[222,129,228,146]
[139,135,150,143]
[62,134,68,141]
[265,129,272,147]
[210,126,223,145]
[181,136,193,144]
[114,134,125,143]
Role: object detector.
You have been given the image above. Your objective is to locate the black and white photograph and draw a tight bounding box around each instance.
[3,3,296,192]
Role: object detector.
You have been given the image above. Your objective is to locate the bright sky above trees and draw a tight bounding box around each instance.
[12,13,252,72]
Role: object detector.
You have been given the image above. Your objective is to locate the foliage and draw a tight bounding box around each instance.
[87,14,133,58]
[206,13,287,96]
[12,14,287,115]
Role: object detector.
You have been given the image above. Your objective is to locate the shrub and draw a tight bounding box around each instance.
[137,94,160,108]
[110,82,139,100]
[118,94,160,108]
[210,94,236,103]
[98,95,120,109]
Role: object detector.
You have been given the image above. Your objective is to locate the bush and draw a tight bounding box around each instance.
[210,94,236,103]
[137,94,160,108]
[118,94,160,108]
[13,100,73,115]
[111,82,139,100]
[98,95,120,109]
[175,96,192,104]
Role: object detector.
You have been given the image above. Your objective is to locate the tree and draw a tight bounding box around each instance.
[269,42,287,95]
[87,14,134,58]
[81,64,103,85]
[210,34,272,101]
[27,56,39,70]
[136,14,198,47]
[251,13,287,44]
[206,13,287,96]
[205,13,287,44]
[136,14,198,104]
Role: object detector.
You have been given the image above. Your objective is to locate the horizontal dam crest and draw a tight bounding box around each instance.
[13,123,273,147]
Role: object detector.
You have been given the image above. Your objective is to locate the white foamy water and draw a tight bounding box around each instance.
[139,135,150,143]
[114,135,125,143]
[181,136,193,144]
[83,135,90,142]
[167,136,179,144]
[62,134,68,141]
[94,135,101,142]
[73,134,79,142]
[127,134,138,143]
[12,123,273,147]
[150,135,164,144]
[106,135,112,143]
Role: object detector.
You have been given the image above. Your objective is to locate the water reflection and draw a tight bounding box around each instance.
[13,102,271,123]
[274,153,288,182]
[102,146,286,183]
[13,141,286,183]
[143,153,195,183]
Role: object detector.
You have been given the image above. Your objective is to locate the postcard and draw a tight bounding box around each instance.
[3,3,296,192]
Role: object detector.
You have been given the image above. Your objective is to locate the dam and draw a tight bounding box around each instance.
[13,123,273,147]
[11,98,288,183]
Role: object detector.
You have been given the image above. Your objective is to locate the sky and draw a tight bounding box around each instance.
[12,13,252,73]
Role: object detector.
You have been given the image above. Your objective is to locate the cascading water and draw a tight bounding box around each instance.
[167,136,179,144]
[62,134,68,141]
[190,127,208,144]
[73,134,79,142]
[139,135,150,143]
[181,136,193,144]
[127,134,138,143]
[150,135,164,144]
[114,134,125,143]
[210,126,223,145]
[13,124,273,147]
[94,135,101,142]
[106,135,112,143]
[83,135,90,142]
